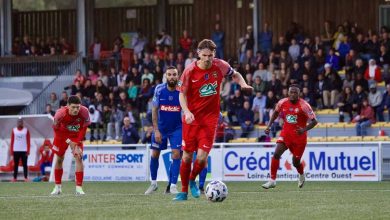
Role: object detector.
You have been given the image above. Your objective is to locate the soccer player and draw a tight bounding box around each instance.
[50,95,90,195]
[262,85,318,189]
[174,39,253,201]
[145,66,182,195]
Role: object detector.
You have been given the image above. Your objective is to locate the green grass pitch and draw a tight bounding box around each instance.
[1,181,390,220]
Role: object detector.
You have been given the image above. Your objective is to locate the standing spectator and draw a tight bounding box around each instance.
[156,29,173,47]
[378,44,390,82]
[132,29,148,58]
[355,99,375,136]
[364,59,382,85]
[211,23,225,59]
[10,118,30,182]
[377,84,390,122]
[88,105,102,141]
[259,22,273,55]
[337,86,355,122]
[20,35,31,56]
[107,105,124,141]
[179,30,193,57]
[321,21,333,53]
[89,37,103,60]
[122,117,140,144]
[238,101,254,137]
[227,89,244,125]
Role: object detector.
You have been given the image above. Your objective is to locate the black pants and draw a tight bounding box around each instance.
[13,151,28,179]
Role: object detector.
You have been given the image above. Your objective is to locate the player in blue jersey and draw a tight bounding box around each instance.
[145,66,182,195]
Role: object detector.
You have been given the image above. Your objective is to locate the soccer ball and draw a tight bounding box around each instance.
[205,180,228,202]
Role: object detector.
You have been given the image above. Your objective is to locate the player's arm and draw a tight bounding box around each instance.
[152,105,162,143]
[297,101,318,135]
[231,71,253,94]
[179,92,195,124]
[264,109,280,135]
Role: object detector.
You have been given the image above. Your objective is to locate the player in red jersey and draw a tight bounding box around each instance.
[262,85,318,189]
[50,95,90,195]
[174,39,253,201]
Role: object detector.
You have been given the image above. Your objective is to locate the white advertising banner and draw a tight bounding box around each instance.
[156,148,223,181]
[83,149,147,181]
[223,146,379,181]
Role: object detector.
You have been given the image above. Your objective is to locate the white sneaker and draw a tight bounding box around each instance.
[298,174,305,188]
[106,136,112,141]
[115,136,120,141]
[261,180,276,189]
[75,186,85,195]
[50,185,62,195]
[145,183,158,195]
[170,184,179,194]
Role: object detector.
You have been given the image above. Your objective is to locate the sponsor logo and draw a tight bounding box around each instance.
[199,81,217,97]
[67,124,80,132]
[160,105,181,112]
[83,153,144,163]
[286,114,297,124]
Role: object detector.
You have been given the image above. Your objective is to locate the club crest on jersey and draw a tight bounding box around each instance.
[76,118,81,122]
[204,73,209,80]
[67,124,80,132]
[294,108,299,113]
[178,80,182,87]
[169,96,173,101]
[199,81,217,97]
[212,71,218,78]
[286,114,298,124]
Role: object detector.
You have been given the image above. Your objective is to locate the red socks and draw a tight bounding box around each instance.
[54,168,63,184]
[190,160,205,181]
[75,171,84,186]
[179,160,192,193]
[270,157,279,180]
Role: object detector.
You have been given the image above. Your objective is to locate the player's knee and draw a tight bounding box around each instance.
[171,150,181,160]
[273,154,281,160]
[197,158,207,166]
[292,159,300,167]
[151,150,160,159]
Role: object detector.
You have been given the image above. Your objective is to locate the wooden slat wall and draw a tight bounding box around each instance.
[167,4,193,51]
[192,0,253,60]
[94,6,157,50]
[13,10,76,44]
[261,0,385,43]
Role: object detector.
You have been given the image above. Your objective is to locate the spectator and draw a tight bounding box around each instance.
[87,69,99,86]
[301,87,317,108]
[20,35,31,56]
[68,80,84,96]
[122,116,140,144]
[215,114,229,143]
[355,99,375,136]
[239,26,255,61]
[264,90,278,123]
[368,83,383,120]
[325,70,343,108]
[378,44,390,82]
[10,118,30,182]
[82,79,96,100]
[88,105,102,141]
[314,73,330,109]
[97,69,109,87]
[377,84,390,122]
[106,105,124,141]
[352,85,367,113]
[43,104,55,116]
[107,67,118,92]
[288,38,300,61]
[337,86,355,122]
[354,72,369,92]
[258,22,273,55]
[48,92,59,111]
[227,89,244,125]
[273,36,289,56]
[343,73,354,90]
[238,101,254,138]
[268,74,283,98]
[325,48,340,71]
[364,59,382,85]
[155,29,172,47]
[252,76,268,94]
[211,23,225,59]
[252,91,267,124]
[141,67,154,84]
[89,37,103,60]
[101,105,111,141]
[59,91,68,107]
[184,51,197,68]
[73,69,86,86]
[132,28,148,58]
[179,30,193,57]
[141,126,153,144]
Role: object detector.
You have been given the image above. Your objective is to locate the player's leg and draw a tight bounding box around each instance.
[262,142,288,189]
[21,151,28,181]
[291,142,306,188]
[51,153,64,195]
[74,150,85,195]
[198,161,208,194]
[168,129,182,194]
[145,149,160,195]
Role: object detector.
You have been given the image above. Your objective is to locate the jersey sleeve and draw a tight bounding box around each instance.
[152,84,163,107]
[275,98,287,112]
[216,59,234,77]
[301,100,316,120]
[80,106,91,127]
[179,67,191,94]
[53,108,66,131]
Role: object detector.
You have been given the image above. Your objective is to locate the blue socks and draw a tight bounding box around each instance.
[199,167,207,188]
[170,158,181,184]
[150,157,159,181]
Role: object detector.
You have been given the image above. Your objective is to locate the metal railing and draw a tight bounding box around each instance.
[0,55,76,77]
[19,54,83,115]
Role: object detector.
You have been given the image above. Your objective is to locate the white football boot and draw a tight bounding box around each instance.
[144,183,158,195]
[50,185,62,195]
[75,186,86,195]
[298,173,305,188]
[261,180,276,189]
[170,184,179,194]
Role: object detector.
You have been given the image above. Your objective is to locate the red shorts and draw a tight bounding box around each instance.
[52,137,83,157]
[276,136,307,159]
[182,123,217,153]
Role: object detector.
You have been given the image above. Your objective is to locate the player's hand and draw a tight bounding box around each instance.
[184,111,195,124]
[241,85,253,95]
[155,130,162,144]
[72,146,82,160]
[264,126,271,135]
[296,127,306,135]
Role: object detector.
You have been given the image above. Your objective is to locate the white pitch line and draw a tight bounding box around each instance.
[235,189,390,193]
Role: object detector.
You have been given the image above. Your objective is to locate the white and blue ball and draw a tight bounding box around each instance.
[205,180,228,202]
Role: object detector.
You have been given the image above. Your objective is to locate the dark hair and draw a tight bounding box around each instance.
[197,39,216,51]
[67,95,81,105]
[289,84,301,90]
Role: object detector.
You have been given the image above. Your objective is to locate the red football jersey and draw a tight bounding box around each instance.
[275,98,316,140]
[53,106,90,140]
[179,59,234,126]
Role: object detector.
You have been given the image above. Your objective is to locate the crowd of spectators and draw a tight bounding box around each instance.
[40,20,390,140]
[12,35,74,56]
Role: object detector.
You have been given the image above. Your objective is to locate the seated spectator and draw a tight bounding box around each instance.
[122,116,140,144]
[141,67,154,84]
[43,104,55,116]
[48,92,59,111]
[368,83,383,120]
[378,44,390,83]
[185,51,197,68]
[39,139,53,179]
[227,89,244,125]
[264,90,278,123]
[364,59,382,85]
[301,87,317,109]
[314,73,331,109]
[59,91,68,107]
[238,101,254,138]
[268,74,283,98]
[73,69,86,86]
[337,86,355,122]
[325,48,340,71]
[354,99,375,136]
[252,76,268,94]
[352,85,368,114]
[377,84,390,122]
[252,91,266,124]
[215,114,229,143]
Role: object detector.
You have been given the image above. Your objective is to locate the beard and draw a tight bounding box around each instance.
[167,80,177,87]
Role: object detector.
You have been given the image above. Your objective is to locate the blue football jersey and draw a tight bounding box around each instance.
[152,83,182,134]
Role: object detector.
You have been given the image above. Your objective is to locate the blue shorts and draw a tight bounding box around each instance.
[150,129,182,151]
